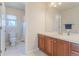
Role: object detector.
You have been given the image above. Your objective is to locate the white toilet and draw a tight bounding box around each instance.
[9,32,16,46]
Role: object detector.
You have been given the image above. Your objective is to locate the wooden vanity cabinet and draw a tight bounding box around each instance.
[56,39,71,56]
[44,36,52,55]
[38,34,57,56]
[38,34,45,52]
[52,38,57,56]
[45,36,57,56]
[71,43,79,56]
[38,34,75,56]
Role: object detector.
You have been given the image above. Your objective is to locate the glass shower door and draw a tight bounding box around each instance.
[0,4,2,55]
[0,3,2,56]
[0,2,6,56]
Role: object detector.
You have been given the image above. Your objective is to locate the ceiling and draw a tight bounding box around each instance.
[5,2,25,11]
[5,2,79,12]
[51,2,79,11]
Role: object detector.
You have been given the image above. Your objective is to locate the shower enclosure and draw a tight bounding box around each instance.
[0,2,25,56]
[4,2,25,52]
[6,15,17,47]
[0,2,6,56]
[0,3,1,55]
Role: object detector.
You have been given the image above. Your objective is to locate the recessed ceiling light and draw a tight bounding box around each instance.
[49,2,55,7]
[49,2,62,7]
[58,2,62,5]
[51,2,55,5]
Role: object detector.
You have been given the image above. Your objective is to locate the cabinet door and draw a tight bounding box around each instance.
[71,51,79,56]
[45,37,53,55]
[38,34,45,51]
[45,37,57,56]
[64,41,71,56]
[71,43,79,52]
[45,37,53,56]
[71,43,79,56]
[56,39,64,56]
[56,39,71,56]
[53,39,57,56]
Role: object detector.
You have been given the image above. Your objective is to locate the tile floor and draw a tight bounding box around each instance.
[5,42,26,56]
[5,42,47,56]
[26,50,47,56]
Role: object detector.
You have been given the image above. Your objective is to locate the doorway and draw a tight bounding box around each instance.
[4,2,26,56]
[6,15,17,48]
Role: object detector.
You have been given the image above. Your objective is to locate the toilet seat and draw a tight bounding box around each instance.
[9,32,16,46]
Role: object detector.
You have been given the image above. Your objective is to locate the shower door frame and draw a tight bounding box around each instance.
[1,2,6,56]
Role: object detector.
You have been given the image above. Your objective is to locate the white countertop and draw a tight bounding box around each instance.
[39,32,79,44]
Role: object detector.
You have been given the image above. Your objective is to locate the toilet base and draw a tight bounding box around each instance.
[10,42,16,47]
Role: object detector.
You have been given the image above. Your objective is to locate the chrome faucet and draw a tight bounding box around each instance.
[67,31,71,35]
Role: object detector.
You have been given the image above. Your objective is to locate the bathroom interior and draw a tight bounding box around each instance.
[1,2,79,56]
[25,2,79,56]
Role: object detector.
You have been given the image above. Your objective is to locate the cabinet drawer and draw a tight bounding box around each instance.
[71,43,79,52]
[71,51,79,56]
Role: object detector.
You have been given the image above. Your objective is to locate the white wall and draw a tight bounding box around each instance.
[25,3,46,53]
[25,3,60,54]
[45,4,60,32]
[60,7,79,33]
